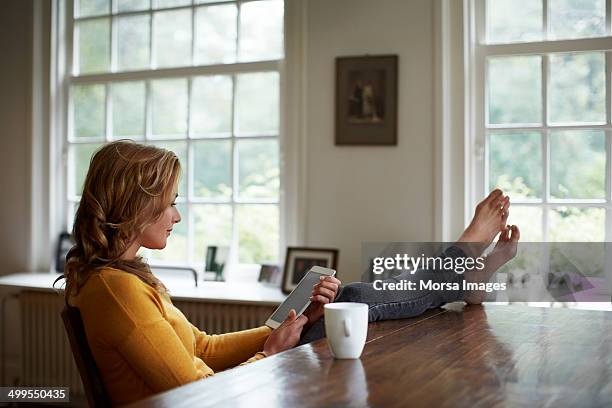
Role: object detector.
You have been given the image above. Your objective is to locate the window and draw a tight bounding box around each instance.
[469,0,612,243]
[64,0,284,267]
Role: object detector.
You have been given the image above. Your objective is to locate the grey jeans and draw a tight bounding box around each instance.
[298,245,467,345]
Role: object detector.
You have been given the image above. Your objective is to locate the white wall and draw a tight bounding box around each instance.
[0,0,33,276]
[0,0,451,282]
[303,0,438,283]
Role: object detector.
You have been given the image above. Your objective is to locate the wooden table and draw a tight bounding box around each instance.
[127,304,612,407]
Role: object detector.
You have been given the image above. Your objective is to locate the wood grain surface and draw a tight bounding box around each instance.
[127,304,612,408]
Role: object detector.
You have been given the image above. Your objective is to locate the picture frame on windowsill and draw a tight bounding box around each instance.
[282,247,339,294]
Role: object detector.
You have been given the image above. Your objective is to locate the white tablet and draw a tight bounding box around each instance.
[265,266,336,329]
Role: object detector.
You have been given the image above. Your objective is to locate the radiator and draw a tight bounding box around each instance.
[18,290,275,397]
[173,300,275,335]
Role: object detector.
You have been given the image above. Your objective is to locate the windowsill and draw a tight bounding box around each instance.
[0,272,287,306]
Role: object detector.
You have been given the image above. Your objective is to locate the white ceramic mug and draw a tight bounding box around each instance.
[324,302,368,359]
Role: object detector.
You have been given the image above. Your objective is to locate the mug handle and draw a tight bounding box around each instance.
[343,318,351,337]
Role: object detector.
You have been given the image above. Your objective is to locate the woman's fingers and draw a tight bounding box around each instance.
[320,276,342,286]
[282,309,297,327]
[293,314,308,328]
[312,286,335,300]
[315,280,339,293]
[311,294,331,304]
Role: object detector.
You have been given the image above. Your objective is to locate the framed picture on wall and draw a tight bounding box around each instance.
[335,54,398,145]
[258,264,281,285]
[282,247,339,294]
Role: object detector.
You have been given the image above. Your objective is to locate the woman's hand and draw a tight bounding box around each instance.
[303,276,342,325]
[263,309,308,356]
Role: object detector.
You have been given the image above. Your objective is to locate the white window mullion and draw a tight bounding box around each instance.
[236,0,242,62]
[186,72,193,264]
[543,0,549,41]
[474,48,486,209]
[543,131,550,242]
[230,72,238,265]
[110,15,117,73]
[150,10,156,69]
[607,0,611,35]
[190,2,196,66]
[607,51,611,125]
[105,83,112,142]
[605,128,611,242]
[606,39,612,244]
[70,60,280,84]
[231,140,239,264]
[186,137,194,264]
[483,37,612,57]
[144,80,152,141]
[542,53,549,242]
[148,9,154,69]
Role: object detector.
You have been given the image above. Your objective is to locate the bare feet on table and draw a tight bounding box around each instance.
[457,189,510,257]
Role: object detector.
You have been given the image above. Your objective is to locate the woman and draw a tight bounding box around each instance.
[60,141,518,405]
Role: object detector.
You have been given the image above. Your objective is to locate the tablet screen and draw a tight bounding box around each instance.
[269,270,324,323]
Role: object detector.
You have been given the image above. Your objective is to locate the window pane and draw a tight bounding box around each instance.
[489,132,542,199]
[549,52,606,125]
[237,205,278,263]
[148,203,188,263]
[488,56,541,125]
[155,0,191,8]
[195,5,237,65]
[112,81,145,139]
[73,84,106,139]
[151,79,188,137]
[69,143,102,197]
[192,140,232,199]
[67,202,78,233]
[239,0,284,61]
[191,75,232,137]
[237,139,279,200]
[117,0,150,12]
[549,0,606,40]
[154,9,191,68]
[487,0,542,43]
[549,207,605,242]
[507,206,543,241]
[550,130,605,199]
[117,15,150,71]
[150,141,187,197]
[235,72,279,135]
[76,0,109,17]
[192,204,232,263]
[76,19,110,74]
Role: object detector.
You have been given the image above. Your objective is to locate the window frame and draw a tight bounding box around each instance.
[466,0,612,242]
[55,0,289,269]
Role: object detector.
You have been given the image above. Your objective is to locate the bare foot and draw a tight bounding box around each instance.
[457,189,509,256]
[464,224,520,304]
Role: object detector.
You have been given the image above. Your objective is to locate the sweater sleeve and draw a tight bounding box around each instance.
[97,274,214,392]
[191,324,272,372]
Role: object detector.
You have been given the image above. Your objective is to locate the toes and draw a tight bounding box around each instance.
[484,189,503,205]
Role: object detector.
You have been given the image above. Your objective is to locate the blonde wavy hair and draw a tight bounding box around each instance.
[60,140,181,297]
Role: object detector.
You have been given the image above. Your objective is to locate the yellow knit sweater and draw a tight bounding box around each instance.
[69,268,272,406]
